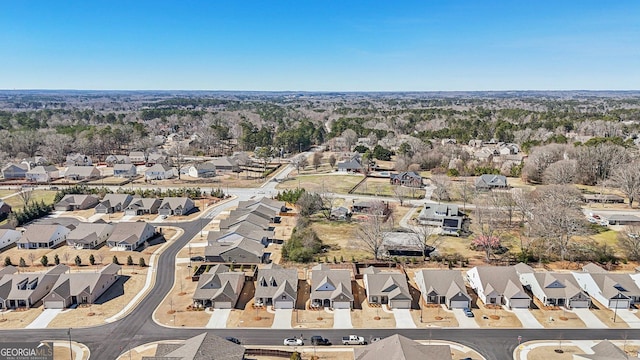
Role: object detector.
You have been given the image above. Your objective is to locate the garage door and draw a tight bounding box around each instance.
[214,302,232,309]
[274,300,293,309]
[450,300,470,309]
[390,300,411,309]
[569,300,590,309]
[45,301,65,309]
[610,299,630,309]
[509,299,531,309]
[333,301,351,309]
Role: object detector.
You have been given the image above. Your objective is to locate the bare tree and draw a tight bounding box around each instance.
[393,186,408,206]
[522,144,568,183]
[356,214,390,260]
[609,161,640,208]
[543,159,577,185]
[320,193,337,220]
[62,252,70,265]
[341,129,357,150]
[312,152,323,171]
[430,175,451,203]
[170,141,188,180]
[28,253,35,266]
[512,188,534,226]
[18,189,32,208]
[618,226,640,260]
[328,154,336,169]
[575,143,629,185]
[96,253,104,265]
[528,185,587,261]
[456,181,475,211]
[410,224,441,260]
[473,194,505,261]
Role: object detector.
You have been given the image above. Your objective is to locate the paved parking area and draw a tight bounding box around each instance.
[511,309,543,328]
[392,309,417,328]
[333,309,353,329]
[206,308,231,328]
[571,309,607,328]
[452,309,479,328]
[272,309,293,329]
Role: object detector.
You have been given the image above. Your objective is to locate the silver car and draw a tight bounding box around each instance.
[283,338,303,346]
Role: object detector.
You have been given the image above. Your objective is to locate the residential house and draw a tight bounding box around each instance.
[95,194,134,214]
[129,151,147,164]
[227,205,281,223]
[515,263,590,309]
[113,164,137,178]
[141,333,245,360]
[1,163,28,180]
[21,156,48,169]
[0,265,69,309]
[54,194,99,211]
[64,166,100,181]
[106,222,156,251]
[330,206,351,221]
[414,269,472,309]
[25,165,59,183]
[475,174,508,191]
[606,215,640,226]
[187,162,216,178]
[42,263,121,308]
[351,201,390,215]
[210,156,238,172]
[0,200,11,220]
[105,155,130,166]
[0,229,21,250]
[236,197,287,215]
[254,263,298,309]
[337,155,363,173]
[124,198,161,216]
[574,340,631,360]
[354,334,452,360]
[158,197,195,216]
[466,266,531,308]
[145,164,175,180]
[389,171,423,188]
[362,266,412,309]
[219,212,272,232]
[310,264,354,309]
[66,222,114,249]
[65,153,92,166]
[417,204,466,236]
[583,194,626,204]
[192,264,245,309]
[208,222,275,246]
[205,238,267,264]
[16,224,71,249]
[574,263,640,309]
[146,152,167,166]
[380,231,433,257]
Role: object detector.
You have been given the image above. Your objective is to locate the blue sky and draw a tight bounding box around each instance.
[1,1,638,91]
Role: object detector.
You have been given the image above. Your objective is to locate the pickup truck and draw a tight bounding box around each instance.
[342,335,366,345]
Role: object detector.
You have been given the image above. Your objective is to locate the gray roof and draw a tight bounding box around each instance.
[0,265,17,277]
[205,238,265,259]
[65,166,99,177]
[254,264,298,300]
[113,163,136,171]
[126,198,161,211]
[472,266,530,300]
[159,197,194,211]
[146,163,173,173]
[533,272,588,301]
[192,265,244,303]
[607,214,640,222]
[67,222,114,245]
[582,263,608,273]
[0,265,69,301]
[98,194,133,209]
[17,224,70,244]
[237,197,286,213]
[108,222,155,245]
[416,269,470,301]
[194,162,216,171]
[590,273,640,300]
[364,270,411,301]
[310,264,353,301]
[143,333,245,360]
[354,334,452,360]
[27,165,58,174]
[45,264,120,299]
[209,157,237,168]
[56,194,99,208]
[475,174,508,188]
[220,212,270,230]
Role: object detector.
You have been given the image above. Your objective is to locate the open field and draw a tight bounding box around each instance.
[352,178,424,200]
[2,190,57,213]
[0,190,17,198]
[276,174,364,194]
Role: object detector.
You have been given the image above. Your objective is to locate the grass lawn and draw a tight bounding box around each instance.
[0,190,17,199]
[352,178,424,199]
[2,190,57,213]
[310,220,370,262]
[276,174,364,194]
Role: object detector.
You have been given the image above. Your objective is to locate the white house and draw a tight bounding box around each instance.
[573,264,640,309]
[25,166,59,183]
[113,164,137,178]
[0,229,22,250]
[515,263,590,309]
[145,164,176,180]
[187,162,216,178]
[16,224,71,249]
[466,266,531,308]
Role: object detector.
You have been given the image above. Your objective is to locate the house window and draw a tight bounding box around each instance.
[371,296,378,303]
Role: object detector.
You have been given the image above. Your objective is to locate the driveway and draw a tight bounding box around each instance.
[511,309,543,328]
[614,309,640,328]
[205,308,231,328]
[272,309,293,329]
[333,309,353,329]
[452,309,479,328]
[392,309,417,328]
[571,309,608,329]
[26,309,62,329]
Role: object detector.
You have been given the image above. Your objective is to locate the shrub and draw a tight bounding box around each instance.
[126,255,134,266]
[139,257,146,267]
[54,254,60,265]
[74,255,82,266]
[112,256,120,265]
[40,255,48,267]
[4,257,11,266]
[19,257,26,267]
[89,254,95,266]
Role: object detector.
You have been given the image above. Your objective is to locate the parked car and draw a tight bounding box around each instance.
[342,335,366,345]
[463,308,474,317]
[284,338,304,346]
[190,256,205,262]
[225,337,241,344]
[310,336,331,346]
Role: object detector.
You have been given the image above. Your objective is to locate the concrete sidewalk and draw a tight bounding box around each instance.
[272,309,293,329]
[206,308,231,328]
[26,309,62,329]
[392,309,417,328]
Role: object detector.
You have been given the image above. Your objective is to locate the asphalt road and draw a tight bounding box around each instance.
[2,173,640,359]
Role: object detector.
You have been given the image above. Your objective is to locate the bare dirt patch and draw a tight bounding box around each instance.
[530,308,586,328]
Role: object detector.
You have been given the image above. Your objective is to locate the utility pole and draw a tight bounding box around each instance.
[67,328,72,360]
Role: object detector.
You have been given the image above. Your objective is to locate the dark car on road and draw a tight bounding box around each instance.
[190,256,205,262]
[225,337,241,344]
[310,336,331,346]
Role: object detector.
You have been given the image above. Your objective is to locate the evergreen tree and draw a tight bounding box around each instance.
[138,257,146,267]
[126,255,134,266]
[74,255,82,266]
[40,255,48,267]
[89,254,95,266]
[4,257,11,266]
[112,256,120,265]
[19,257,26,267]
[54,254,60,265]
